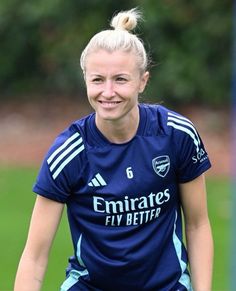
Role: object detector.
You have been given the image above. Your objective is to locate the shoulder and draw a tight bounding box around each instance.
[141,103,195,135]
[142,103,202,149]
[48,117,86,156]
[164,107,202,152]
[142,103,191,124]
[45,114,93,180]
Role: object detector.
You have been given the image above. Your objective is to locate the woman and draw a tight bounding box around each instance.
[14,8,213,291]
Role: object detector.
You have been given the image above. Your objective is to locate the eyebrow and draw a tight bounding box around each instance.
[88,73,131,77]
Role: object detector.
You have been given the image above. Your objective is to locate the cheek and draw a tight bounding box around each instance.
[87,94,96,110]
[120,83,140,96]
[86,89,95,107]
[129,84,143,98]
[86,85,96,99]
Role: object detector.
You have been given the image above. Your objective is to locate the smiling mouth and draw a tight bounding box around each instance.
[98,101,121,104]
[98,101,122,108]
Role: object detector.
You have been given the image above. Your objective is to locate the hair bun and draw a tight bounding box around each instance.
[110,8,142,32]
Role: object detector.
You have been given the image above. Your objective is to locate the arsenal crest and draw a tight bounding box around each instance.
[152,155,170,178]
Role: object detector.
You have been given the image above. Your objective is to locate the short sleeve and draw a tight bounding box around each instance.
[33,126,85,203]
[167,112,211,183]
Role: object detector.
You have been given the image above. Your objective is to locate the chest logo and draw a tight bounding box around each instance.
[152,155,170,178]
[88,173,107,187]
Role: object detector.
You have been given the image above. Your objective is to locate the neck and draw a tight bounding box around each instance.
[95,106,140,143]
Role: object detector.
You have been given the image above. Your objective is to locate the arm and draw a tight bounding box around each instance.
[180,174,214,291]
[14,195,64,291]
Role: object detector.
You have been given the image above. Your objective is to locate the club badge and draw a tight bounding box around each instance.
[152,155,170,178]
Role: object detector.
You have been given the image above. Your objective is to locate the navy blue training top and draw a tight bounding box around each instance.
[33,104,211,291]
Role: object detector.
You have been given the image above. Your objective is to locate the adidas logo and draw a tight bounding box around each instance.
[88,173,107,187]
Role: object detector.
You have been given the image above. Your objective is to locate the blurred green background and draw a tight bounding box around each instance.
[0,0,232,290]
[0,0,232,105]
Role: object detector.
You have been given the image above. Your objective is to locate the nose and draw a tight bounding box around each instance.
[102,80,115,98]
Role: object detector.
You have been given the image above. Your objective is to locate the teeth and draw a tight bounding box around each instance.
[100,101,120,104]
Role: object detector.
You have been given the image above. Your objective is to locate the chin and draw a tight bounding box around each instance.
[101,115,120,122]
[97,110,120,120]
[98,112,122,122]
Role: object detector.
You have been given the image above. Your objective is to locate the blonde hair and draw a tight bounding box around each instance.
[80,8,148,74]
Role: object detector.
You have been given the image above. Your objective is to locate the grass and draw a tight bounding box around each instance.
[207,176,231,291]
[0,167,231,291]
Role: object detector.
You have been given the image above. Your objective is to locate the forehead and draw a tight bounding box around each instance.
[85,50,139,74]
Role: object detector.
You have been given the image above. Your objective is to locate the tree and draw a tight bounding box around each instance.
[139,0,232,105]
[0,0,232,105]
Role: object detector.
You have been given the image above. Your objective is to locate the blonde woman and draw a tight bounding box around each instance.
[14,8,213,291]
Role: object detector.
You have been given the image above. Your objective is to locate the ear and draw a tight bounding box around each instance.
[139,71,150,93]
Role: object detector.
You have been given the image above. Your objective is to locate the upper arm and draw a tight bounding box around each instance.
[179,174,209,229]
[24,195,65,260]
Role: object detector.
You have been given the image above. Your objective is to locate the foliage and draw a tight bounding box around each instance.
[0,0,232,105]
[139,0,232,105]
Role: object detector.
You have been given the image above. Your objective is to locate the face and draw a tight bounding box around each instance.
[84,49,149,125]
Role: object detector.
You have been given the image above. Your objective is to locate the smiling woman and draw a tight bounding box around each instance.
[14,8,213,291]
[85,50,149,143]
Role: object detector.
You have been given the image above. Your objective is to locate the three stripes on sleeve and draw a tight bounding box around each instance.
[47,132,85,180]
